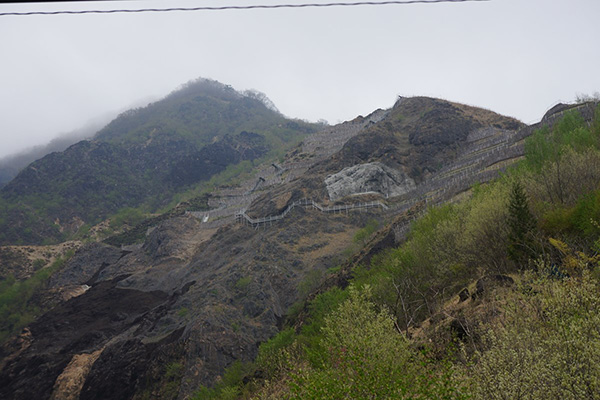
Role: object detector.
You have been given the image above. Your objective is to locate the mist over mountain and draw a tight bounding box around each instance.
[0,75,599,400]
[0,122,102,188]
[0,78,321,245]
[0,98,159,188]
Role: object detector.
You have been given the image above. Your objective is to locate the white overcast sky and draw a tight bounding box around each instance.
[0,0,599,158]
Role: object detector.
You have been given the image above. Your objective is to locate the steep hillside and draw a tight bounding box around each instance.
[246,96,523,217]
[324,96,523,180]
[0,93,549,400]
[241,102,600,399]
[0,79,321,245]
[0,114,114,188]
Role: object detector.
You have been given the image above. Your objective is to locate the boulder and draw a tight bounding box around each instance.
[458,288,470,302]
[325,162,415,201]
[472,274,514,299]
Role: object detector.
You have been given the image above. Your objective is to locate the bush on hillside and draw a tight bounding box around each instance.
[467,267,600,400]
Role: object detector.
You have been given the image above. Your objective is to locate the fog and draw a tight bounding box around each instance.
[1,0,599,159]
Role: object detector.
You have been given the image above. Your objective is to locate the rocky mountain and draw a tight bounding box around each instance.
[0,86,563,399]
[245,96,523,217]
[0,79,321,246]
[0,113,115,188]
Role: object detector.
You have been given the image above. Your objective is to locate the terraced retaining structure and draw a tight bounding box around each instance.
[235,199,388,228]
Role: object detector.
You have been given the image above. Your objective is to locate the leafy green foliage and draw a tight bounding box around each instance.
[161,362,184,399]
[191,360,253,400]
[525,111,595,171]
[110,206,146,229]
[235,276,252,291]
[571,190,600,237]
[467,269,600,400]
[255,328,297,378]
[288,286,466,399]
[347,106,600,343]
[249,288,350,395]
[523,109,600,206]
[97,79,316,149]
[353,218,380,245]
[248,106,600,398]
[541,189,600,240]
[353,198,492,331]
[299,288,348,339]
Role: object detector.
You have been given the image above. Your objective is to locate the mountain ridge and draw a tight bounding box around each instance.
[0,86,539,399]
[0,79,322,245]
[1,78,596,399]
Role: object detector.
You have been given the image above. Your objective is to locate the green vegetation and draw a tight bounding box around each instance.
[109,206,147,230]
[206,160,256,190]
[199,105,600,398]
[254,328,296,378]
[288,285,465,399]
[235,276,252,291]
[0,78,321,246]
[0,251,74,342]
[192,360,254,400]
[352,218,380,246]
[96,79,318,150]
[506,180,536,262]
[162,362,185,399]
[141,360,185,400]
[340,218,382,260]
[177,307,189,318]
[466,267,600,399]
[297,268,323,299]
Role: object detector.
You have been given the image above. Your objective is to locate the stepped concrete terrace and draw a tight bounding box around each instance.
[234,198,388,229]
[383,101,599,240]
[190,101,598,233]
[188,110,390,228]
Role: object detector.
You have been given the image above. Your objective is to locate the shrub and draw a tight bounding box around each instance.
[110,206,146,229]
[353,218,380,245]
[255,328,297,378]
[297,269,323,299]
[191,360,252,400]
[467,268,600,399]
[289,286,466,399]
[458,181,512,273]
[235,276,252,291]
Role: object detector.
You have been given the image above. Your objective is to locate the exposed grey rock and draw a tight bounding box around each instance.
[48,243,123,288]
[325,162,416,201]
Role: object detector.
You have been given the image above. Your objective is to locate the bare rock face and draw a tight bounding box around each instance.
[50,349,103,400]
[325,162,416,201]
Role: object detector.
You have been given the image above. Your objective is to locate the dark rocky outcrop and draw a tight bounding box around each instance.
[0,80,320,246]
[0,94,536,399]
[471,274,515,299]
[458,288,470,302]
[245,97,523,219]
[48,243,123,288]
[0,278,168,400]
[0,204,381,399]
[167,131,269,187]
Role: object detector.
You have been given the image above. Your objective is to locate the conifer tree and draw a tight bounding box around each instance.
[507,180,536,264]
